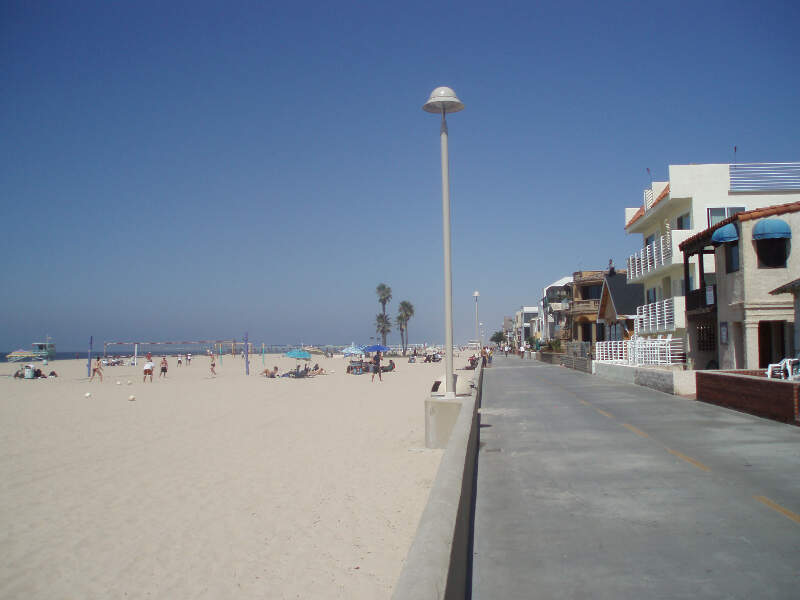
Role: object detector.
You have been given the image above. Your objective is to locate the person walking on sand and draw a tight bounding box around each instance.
[186,353,192,366]
[143,360,154,383]
[90,357,103,382]
[159,356,168,378]
[371,351,382,382]
[177,353,183,367]
[210,354,216,376]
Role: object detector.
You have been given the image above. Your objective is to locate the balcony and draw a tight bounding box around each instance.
[570,299,600,316]
[626,230,693,282]
[573,271,605,284]
[686,285,716,312]
[547,301,569,312]
[634,296,686,335]
[644,188,654,210]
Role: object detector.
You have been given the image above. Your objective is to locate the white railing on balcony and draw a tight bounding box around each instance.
[627,230,694,282]
[730,162,800,192]
[595,337,686,365]
[627,232,672,281]
[644,188,654,210]
[635,297,677,334]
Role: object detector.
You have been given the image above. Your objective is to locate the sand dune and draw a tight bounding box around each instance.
[0,355,449,599]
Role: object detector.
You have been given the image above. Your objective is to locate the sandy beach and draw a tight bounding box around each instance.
[0,354,454,599]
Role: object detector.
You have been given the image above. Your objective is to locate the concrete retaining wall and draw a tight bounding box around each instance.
[538,352,564,365]
[392,363,482,600]
[593,362,697,396]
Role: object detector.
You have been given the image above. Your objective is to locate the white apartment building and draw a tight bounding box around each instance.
[624,162,800,348]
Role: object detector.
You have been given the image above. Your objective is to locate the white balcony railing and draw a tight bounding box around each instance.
[626,230,693,282]
[634,296,686,335]
[644,188,654,210]
[595,337,686,365]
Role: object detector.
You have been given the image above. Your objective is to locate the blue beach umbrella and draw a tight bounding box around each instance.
[364,344,390,353]
[285,349,312,360]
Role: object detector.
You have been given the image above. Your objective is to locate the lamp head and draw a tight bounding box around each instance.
[423,86,464,114]
[473,291,480,298]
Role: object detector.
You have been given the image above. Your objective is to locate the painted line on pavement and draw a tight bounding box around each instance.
[755,495,800,525]
[668,449,710,472]
[622,423,649,438]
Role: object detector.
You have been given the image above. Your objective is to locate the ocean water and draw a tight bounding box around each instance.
[1,346,343,362]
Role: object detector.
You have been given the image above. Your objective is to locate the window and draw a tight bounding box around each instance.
[646,287,657,303]
[725,240,740,273]
[644,234,656,247]
[697,319,716,352]
[756,239,789,268]
[676,212,691,230]
[708,206,746,227]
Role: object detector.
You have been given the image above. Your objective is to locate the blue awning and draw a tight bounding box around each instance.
[711,223,739,244]
[753,218,792,240]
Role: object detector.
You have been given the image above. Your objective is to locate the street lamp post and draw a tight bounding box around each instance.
[424,86,464,398]
[473,291,480,350]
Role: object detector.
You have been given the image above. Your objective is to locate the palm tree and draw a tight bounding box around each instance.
[397,301,415,355]
[375,314,392,345]
[375,283,392,345]
[396,313,407,354]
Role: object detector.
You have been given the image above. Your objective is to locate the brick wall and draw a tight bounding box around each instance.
[696,371,800,424]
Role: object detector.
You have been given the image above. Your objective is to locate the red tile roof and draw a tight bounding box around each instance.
[678,200,800,252]
[625,184,670,229]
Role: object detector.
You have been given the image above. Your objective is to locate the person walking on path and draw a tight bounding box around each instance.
[159,356,168,378]
[90,357,103,382]
[210,354,217,377]
[371,351,383,382]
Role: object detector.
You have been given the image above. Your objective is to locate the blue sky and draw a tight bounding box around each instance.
[2,0,798,350]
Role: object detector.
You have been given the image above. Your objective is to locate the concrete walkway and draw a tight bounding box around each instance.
[472,357,800,599]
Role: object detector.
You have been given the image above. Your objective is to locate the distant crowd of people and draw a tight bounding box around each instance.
[13,366,57,379]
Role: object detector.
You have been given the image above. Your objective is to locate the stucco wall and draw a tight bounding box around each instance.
[715,212,798,369]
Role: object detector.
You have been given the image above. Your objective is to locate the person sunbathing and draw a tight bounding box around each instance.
[258,366,280,378]
[310,363,327,375]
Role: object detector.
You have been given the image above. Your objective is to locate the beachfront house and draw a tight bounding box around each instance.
[597,269,642,341]
[679,201,799,370]
[513,306,539,348]
[624,162,800,363]
[566,269,609,346]
[539,276,572,344]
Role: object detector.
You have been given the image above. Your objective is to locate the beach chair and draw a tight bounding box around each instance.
[766,357,799,379]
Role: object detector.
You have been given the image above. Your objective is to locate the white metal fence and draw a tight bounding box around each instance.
[595,337,686,366]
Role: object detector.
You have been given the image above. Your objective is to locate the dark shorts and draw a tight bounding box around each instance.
[160,367,167,373]
[144,369,153,375]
